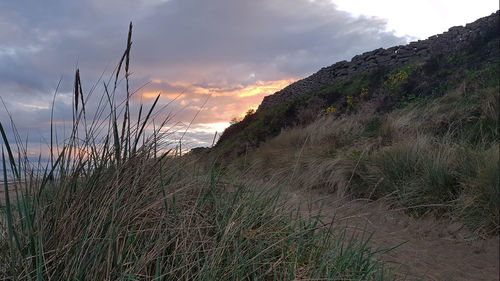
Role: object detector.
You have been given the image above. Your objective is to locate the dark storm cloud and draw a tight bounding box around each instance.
[0,0,406,148]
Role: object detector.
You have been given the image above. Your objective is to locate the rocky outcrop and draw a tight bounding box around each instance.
[258,11,499,110]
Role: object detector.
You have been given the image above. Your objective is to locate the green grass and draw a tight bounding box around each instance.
[0,25,395,280]
[0,116,394,280]
[366,136,461,209]
[457,146,500,234]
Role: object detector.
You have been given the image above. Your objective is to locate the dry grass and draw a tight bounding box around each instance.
[241,81,499,234]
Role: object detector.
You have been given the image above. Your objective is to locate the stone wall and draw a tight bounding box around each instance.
[258,11,499,110]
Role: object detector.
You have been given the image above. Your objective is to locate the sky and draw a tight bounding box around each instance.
[0,0,498,154]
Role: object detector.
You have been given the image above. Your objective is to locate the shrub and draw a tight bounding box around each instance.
[383,65,418,94]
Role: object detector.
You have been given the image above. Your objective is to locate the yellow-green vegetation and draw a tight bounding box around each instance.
[0,135,393,280]
[360,87,368,98]
[324,106,336,114]
[384,69,408,91]
[344,87,368,111]
[383,65,417,93]
[346,95,355,110]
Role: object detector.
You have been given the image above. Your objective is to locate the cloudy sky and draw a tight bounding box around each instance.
[0,0,497,153]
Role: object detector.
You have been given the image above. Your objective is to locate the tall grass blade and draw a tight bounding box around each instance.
[50,76,62,167]
[74,69,80,115]
[104,82,121,164]
[133,94,160,154]
[0,121,19,180]
[38,148,65,199]
[2,146,22,264]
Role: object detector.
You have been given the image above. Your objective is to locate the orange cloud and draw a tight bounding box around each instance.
[150,78,163,84]
[142,78,293,101]
[203,79,294,98]
[238,105,258,118]
[235,79,294,98]
[135,78,295,126]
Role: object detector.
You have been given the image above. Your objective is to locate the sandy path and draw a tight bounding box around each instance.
[286,189,499,281]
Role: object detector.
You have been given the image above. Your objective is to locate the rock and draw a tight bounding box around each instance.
[258,11,500,110]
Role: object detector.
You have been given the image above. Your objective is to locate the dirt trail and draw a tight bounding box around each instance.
[285,189,499,281]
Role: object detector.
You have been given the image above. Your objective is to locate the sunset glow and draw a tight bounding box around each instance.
[235,80,294,98]
[138,78,295,126]
[1,0,496,149]
[140,91,186,100]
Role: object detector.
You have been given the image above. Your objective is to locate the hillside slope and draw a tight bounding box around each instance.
[216,11,499,154]
[206,12,500,280]
[214,12,499,234]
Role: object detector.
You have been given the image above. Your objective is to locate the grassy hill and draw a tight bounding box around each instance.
[213,17,499,234]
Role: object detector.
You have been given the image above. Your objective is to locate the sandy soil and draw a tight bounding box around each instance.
[286,188,499,281]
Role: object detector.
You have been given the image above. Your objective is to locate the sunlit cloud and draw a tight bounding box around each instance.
[237,106,258,118]
[223,79,294,98]
[140,91,186,100]
[150,78,163,84]
[141,91,161,99]
[137,78,295,126]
